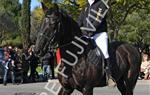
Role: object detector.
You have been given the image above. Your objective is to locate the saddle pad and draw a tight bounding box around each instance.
[56,48,61,64]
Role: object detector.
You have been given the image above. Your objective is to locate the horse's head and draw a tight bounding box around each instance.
[34,2,60,56]
[34,2,82,56]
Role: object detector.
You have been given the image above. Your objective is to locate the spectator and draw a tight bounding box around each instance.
[41,52,51,81]
[13,47,23,83]
[41,50,55,81]
[22,49,30,82]
[28,47,39,82]
[140,52,150,80]
[3,46,15,85]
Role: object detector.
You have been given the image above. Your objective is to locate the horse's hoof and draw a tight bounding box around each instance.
[3,82,7,86]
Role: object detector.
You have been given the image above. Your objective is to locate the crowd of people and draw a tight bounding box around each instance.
[22,46,39,82]
[22,45,55,82]
[1,44,149,86]
[2,46,20,85]
[0,45,55,86]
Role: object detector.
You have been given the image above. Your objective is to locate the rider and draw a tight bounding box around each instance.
[77,0,115,86]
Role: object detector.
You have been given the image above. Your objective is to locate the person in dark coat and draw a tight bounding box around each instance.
[27,48,39,82]
[22,50,30,82]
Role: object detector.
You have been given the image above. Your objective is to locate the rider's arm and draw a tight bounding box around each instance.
[77,7,86,27]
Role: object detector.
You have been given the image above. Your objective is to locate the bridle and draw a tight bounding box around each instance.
[39,13,61,50]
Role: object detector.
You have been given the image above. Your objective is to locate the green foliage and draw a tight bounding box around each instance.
[1,34,22,47]
[0,0,21,46]
[31,7,44,33]
[35,0,150,47]
[0,0,21,25]
[31,7,44,44]
[39,0,86,20]
[108,0,150,40]
[118,10,150,45]
[20,0,31,49]
[59,0,86,20]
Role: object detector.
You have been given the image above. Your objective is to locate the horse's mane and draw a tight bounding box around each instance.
[59,9,82,38]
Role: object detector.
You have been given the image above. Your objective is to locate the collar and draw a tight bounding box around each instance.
[88,0,95,6]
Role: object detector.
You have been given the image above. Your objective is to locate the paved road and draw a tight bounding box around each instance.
[0,80,149,95]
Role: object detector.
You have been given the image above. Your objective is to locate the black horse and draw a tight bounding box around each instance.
[34,3,141,95]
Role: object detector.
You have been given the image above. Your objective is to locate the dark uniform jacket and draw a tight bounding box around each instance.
[77,0,108,36]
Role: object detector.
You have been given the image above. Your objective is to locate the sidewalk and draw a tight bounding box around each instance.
[137,80,150,85]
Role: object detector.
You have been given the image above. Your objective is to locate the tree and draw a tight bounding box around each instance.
[0,0,21,45]
[60,0,86,20]
[21,0,31,50]
[117,9,150,52]
[108,0,150,40]
[0,12,17,44]
[31,7,44,44]
[39,0,86,20]
[37,0,150,45]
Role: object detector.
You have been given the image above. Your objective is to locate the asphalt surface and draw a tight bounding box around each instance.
[0,80,149,95]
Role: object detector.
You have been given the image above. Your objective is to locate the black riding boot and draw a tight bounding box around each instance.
[105,58,116,87]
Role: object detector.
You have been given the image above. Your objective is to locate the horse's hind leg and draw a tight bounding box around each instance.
[117,76,138,95]
[116,78,126,95]
[124,67,139,95]
[125,76,138,95]
[58,87,74,95]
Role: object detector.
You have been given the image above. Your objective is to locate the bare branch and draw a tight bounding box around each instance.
[119,3,137,25]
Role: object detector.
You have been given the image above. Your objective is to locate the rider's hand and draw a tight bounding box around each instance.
[81,30,92,37]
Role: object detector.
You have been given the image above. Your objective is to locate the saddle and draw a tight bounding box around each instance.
[86,39,118,73]
[87,38,105,66]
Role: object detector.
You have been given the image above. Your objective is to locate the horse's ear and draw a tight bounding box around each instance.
[41,2,48,14]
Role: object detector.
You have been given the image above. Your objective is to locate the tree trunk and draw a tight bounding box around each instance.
[21,0,31,50]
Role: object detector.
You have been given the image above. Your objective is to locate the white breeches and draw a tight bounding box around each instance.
[92,32,109,59]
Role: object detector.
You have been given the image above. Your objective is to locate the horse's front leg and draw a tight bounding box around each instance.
[58,87,74,95]
[82,86,93,95]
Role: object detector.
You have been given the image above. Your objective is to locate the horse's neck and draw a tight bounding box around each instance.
[58,17,82,49]
[62,13,82,36]
[59,37,91,60]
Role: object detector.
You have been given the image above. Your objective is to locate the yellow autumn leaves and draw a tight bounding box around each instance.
[37,0,55,9]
